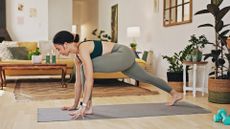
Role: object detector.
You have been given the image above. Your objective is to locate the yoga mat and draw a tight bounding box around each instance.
[37,102,211,122]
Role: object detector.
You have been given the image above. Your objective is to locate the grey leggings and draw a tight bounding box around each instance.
[80,44,172,95]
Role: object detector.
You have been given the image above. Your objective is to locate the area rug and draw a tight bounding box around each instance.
[37,102,211,122]
[5,79,158,101]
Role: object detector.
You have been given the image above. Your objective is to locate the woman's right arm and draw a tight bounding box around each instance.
[62,58,82,110]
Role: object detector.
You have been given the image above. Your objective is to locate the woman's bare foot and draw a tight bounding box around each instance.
[85,100,93,115]
[85,105,93,115]
[167,90,183,106]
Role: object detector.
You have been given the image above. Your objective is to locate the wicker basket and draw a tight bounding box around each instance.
[208,78,230,104]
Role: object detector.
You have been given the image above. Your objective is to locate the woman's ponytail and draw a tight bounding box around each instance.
[74,34,79,42]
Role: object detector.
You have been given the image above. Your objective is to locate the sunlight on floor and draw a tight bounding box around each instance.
[0,90,5,96]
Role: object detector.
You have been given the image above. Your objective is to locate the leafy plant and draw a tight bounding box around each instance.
[130,43,137,49]
[28,48,41,60]
[92,29,112,41]
[188,34,210,49]
[162,45,192,72]
[195,0,230,79]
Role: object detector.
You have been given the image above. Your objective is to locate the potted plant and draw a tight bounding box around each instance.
[162,46,191,92]
[186,34,210,62]
[195,0,230,103]
[91,29,112,41]
[130,43,137,51]
[28,48,42,64]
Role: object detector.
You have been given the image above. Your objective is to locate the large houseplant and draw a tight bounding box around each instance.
[162,45,192,92]
[195,0,230,103]
[163,35,209,92]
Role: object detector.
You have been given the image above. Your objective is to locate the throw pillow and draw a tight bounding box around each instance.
[7,47,29,60]
[0,41,18,60]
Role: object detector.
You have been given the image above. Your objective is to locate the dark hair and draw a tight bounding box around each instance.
[53,30,79,45]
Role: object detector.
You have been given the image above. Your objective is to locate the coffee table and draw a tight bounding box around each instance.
[0,63,67,90]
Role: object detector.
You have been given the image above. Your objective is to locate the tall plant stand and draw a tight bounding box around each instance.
[182,61,208,97]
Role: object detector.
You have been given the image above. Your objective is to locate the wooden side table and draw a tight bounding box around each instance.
[0,64,67,90]
[182,61,208,97]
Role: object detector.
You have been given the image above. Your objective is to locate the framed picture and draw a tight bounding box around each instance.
[153,0,159,13]
[111,4,118,43]
[29,8,37,17]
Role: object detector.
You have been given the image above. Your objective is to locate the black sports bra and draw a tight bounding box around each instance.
[90,40,103,59]
[79,40,103,59]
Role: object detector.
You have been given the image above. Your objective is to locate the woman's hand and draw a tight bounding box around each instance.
[69,106,86,120]
[61,105,77,111]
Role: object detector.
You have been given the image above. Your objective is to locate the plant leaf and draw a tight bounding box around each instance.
[198,24,214,28]
[220,30,230,37]
[211,49,221,57]
[223,24,230,28]
[225,54,230,61]
[207,4,220,17]
[215,20,224,32]
[207,42,215,45]
[203,53,212,60]
[211,0,223,7]
[194,9,210,15]
[217,58,225,66]
[217,6,230,21]
[209,71,215,76]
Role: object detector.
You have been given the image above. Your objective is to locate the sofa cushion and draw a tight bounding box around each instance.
[8,47,29,60]
[0,41,18,60]
[18,42,38,52]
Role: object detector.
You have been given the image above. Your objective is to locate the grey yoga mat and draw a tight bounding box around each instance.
[37,102,211,122]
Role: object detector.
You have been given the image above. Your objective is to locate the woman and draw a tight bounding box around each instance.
[53,30,183,119]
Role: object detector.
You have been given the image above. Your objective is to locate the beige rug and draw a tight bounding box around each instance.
[5,79,158,101]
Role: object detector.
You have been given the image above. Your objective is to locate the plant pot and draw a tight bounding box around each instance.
[167,72,188,92]
[227,38,230,49]
[31,55,42,64]
[208,78,230,104]
[191,48,202,62]
[185,54,192,61]
[131,47,136,51]
[168,82,184,92]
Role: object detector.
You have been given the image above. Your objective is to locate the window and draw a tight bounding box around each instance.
[163,0,192,27]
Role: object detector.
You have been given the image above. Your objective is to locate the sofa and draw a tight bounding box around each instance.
[0,41,147,83]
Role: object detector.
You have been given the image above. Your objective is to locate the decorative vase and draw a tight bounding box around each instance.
[131,47,136,51]
[31,55,42,64]
[191,48,202,62]
[185,54,192,61]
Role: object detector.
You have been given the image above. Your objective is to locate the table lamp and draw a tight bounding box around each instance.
[127,26,140,50]
[72,25,77,34]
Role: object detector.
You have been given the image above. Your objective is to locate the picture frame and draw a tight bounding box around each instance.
[111,4,118,43]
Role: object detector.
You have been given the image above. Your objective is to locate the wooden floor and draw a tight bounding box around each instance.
[0,83,229,129]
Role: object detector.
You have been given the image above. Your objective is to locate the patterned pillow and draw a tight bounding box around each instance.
[7,47,29,60]
[0,41,18,60]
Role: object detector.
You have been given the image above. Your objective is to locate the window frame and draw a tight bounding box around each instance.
[163,0,193,27]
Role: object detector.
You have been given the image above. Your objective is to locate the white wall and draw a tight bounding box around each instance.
[6,0,48,41]
[98,0,230,89]
[6,0,72,41]
[48,0,72,40]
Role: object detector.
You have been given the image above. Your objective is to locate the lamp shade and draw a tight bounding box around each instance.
[72,25,77,34]
[127,26,140,38]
